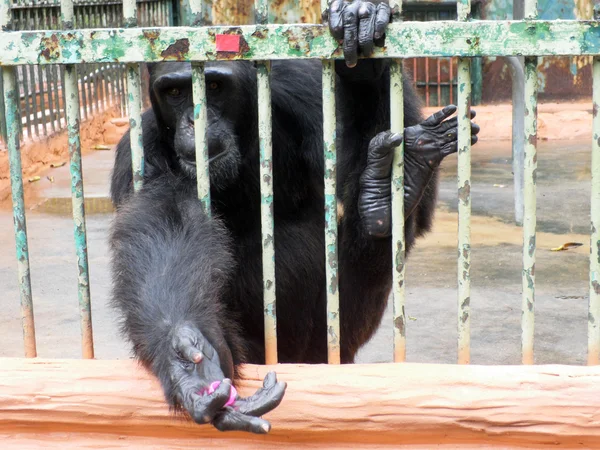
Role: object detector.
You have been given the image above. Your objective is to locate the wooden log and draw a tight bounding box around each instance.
[0,358,599,448]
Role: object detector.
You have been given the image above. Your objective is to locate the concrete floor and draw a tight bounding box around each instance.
[0,137,593,366]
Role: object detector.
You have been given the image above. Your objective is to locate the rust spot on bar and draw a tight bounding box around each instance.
[40,35,60,61]
[161,39,190,61]
[528,300,534,312]
[461,311,469,323]
[461,297,470,309]
[593,281,600,295]
[252,29,268,40]
[143,30,161,46]
[458,180,470,203]
[589,312,596,324]
[394,315,405,336]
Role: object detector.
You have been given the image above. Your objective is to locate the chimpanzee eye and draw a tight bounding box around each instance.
[208,81,219,90]
[166,87,181,97]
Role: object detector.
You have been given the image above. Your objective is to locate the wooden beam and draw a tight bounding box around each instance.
[0,358,599,448]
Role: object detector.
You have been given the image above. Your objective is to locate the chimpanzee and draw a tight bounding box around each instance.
[109,0,480,435]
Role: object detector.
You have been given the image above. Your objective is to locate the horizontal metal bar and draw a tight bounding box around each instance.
[1,20,599,65]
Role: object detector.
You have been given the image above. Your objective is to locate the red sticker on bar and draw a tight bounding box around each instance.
[216,34,241,53]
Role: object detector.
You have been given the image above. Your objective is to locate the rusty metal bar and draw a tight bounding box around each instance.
[61,0,94,359]
[322,60,339,364]
[2,21,600,66]
[2,68,37,358]
[390,59,406,363]
[2,0,37,358]
[321,0,340,365]
[123,0,144,191]
[456,0,471,365]
[589,54,600,365]
[255,0,278,365]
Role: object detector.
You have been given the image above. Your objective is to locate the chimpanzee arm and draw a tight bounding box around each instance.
[109,175,285,433]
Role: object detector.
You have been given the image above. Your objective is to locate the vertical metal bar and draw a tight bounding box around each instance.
[322,59,340,364]
[4,68,37,358]
[191,65,210,210]
[450,58,454,104]
[589,55,600,365]
[20,66,32,139]
[28,65,39,138]
[188,0,210,211]
[436,59,441,107]
[123,0,144,191]
[456,0,471,365]
[424,57,430,107]
[390,60,406,363]
[257,61,278,365]
[591,54,600,364]
[521,0,538,366]
[61,0,94,360]
[252,0,278,364]
[457,59,472,364]
[45,67,57,133]
[1,0,37,358]
[37,65,47,136]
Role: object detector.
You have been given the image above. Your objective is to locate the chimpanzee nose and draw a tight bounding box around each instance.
[186,110,195,127]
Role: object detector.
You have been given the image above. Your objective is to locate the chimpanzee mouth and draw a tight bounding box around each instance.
[178,151,227,168]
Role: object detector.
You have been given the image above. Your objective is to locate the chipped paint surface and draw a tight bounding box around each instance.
[522,55,539,366]
[61,0,94,359]
[64,64,94,359]
[127,64,145,192]
[257,60,278,365]
[3,66,37,358]
[590,56,600,366]
[390,60,406,363]
[0,21,598,66]
[322,59,339,365]
[457,56,471,365]
[192,63,211,212]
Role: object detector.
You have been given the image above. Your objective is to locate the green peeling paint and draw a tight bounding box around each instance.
[390,59,406,363]
[522,54,539,365]
[457,56,471,365]
[322,59,339,365]
[1,21,600,66]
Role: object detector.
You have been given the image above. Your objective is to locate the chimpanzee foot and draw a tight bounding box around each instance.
[169,324,287,434]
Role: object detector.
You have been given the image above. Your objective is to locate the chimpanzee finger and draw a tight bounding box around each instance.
[213,408,271,434]
[342,2,361,68]
[237,377,287,417]
[471,120,481,136]
[358,2,377,57]
[472,134,478,145]
[374,2,391,41]
[422,104,457,126]
[328,0,345,41]
[189,379,232,424]
[368,131,401,161]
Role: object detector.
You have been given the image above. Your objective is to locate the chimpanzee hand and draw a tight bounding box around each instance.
[168,324,287,434]
[358,105,480,238]
[328,0,391,68]
[404,105,479,171]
